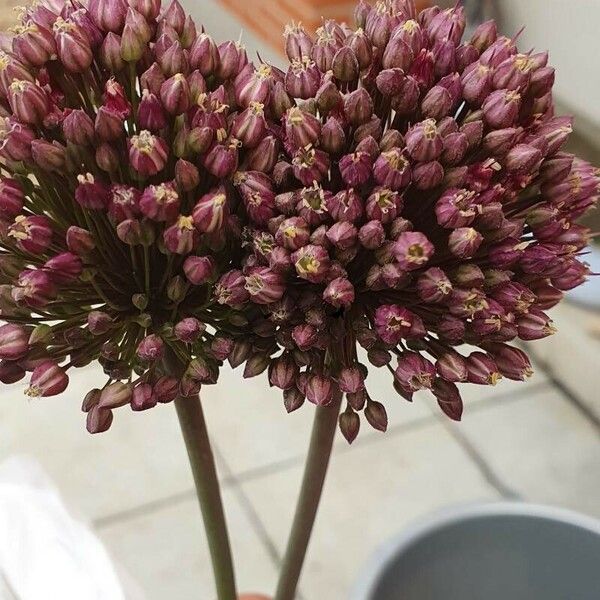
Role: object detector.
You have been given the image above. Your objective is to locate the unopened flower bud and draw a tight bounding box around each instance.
[26,360,68,397]
[365,400,387,432]
[136,334,164,362]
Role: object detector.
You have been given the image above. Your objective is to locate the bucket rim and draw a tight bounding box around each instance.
[349,500,600,600]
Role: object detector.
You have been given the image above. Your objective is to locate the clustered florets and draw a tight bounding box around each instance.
[0,0,597,442]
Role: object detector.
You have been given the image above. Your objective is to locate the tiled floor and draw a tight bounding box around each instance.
[1,343,598,600]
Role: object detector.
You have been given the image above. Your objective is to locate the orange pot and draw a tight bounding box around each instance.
[220,0,432,53]
[238,595,271,600]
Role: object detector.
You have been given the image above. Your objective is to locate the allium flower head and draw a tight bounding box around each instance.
[217,1,599,441]
[0,0,288,432]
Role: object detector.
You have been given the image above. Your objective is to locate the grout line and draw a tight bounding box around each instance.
[214,449,308,600]
[437,414,522,500]
[525,345,600,432]
[94,382,547,528]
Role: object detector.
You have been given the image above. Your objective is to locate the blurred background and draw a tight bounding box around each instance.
[0,1,598,599]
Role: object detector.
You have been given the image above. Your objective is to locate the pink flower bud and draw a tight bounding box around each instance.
[338,151,372,187]
[461,63,493,106]
[332,46,359,82]
[292,244,331,284]
[405,119,443,161]
[106,184,140,223]
[164,215,198,254]
[433,379,463,421]
[153,376,179,404]
[137,334,164,362]
[0,118,36,162]
[373,148,412,190]
[358,221,385,250]
[0,360,26,384]
[75,173,110,210]
[326,222,358,251]
[203,139,239,179]
[284,107,321,150]
[374,305,415,345]
[98,381,133,409]
[0,323,29,360]
[8,80,49,125]
[482,89,521,128]
[0,178,23,219]
[128,130,168,177]
[243,353,270,379]
[31,139,66,172]
[283,22,313,61]
[192,187,227,233]
[245,267,285,305]
[366,188,402,224]
[53,18,93,72]
[87,311,112,335]
[100,32,125,71]
[436,352,468,382]
[26,360,68,397]
[12,22,56,67]
[292,324,318,351]
[321,116,346,155]
[344,88,373,126]
[11,269,56,308]
[466,352,502,385]
[365,400,388,432]
[189,33,220,76]
[394,232,434,270]
[96,143,120,172]
[67,226,95,255]
[231,102,267,148]
[337,366,365,394]
[131,383,157,411]
[448,227,483,259]
[339,408,360,444]
[140,182,179,222]
[174,317,205,343]
[159,73,190,115]
[323,277,355,308]
[306,373,333,406]
[183,256,214,285]
[471,20,498,53]
[63,109,95,145]
[215,270,250,306]
[505,143,543,173]
[235,63,273,108]
[486,343,533,381]
[435,188,478,228]
[217,40,247,79]
[517,309,556,341]
[44,252,82,284]
[285,57,320,99]
[88,0,127,33]
[8,215,52,255]
[395,352,436,392]
[269,355,299,390]
[275,217,310,251]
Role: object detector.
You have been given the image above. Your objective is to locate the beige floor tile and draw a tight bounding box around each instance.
[205,361,437,479]
[0,365,201,521]
[241,422,499,600]
[450,387,600,516]
[99,489,277,600]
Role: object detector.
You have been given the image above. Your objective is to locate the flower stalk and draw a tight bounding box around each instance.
[175,393,237,600]
[274,391,342,600]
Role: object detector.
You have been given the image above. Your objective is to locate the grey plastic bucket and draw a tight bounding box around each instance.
[351,503,600,600]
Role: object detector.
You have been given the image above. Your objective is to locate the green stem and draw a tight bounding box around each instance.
[274,392,342,600]
[175,395,238,600]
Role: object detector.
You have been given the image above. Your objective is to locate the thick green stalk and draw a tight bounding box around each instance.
[175,394,238,600]
[274,392,342,600]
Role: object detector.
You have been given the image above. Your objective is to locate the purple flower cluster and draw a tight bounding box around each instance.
[0,0,597,442]
[213,1,599,441]
[0,0,280,432]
